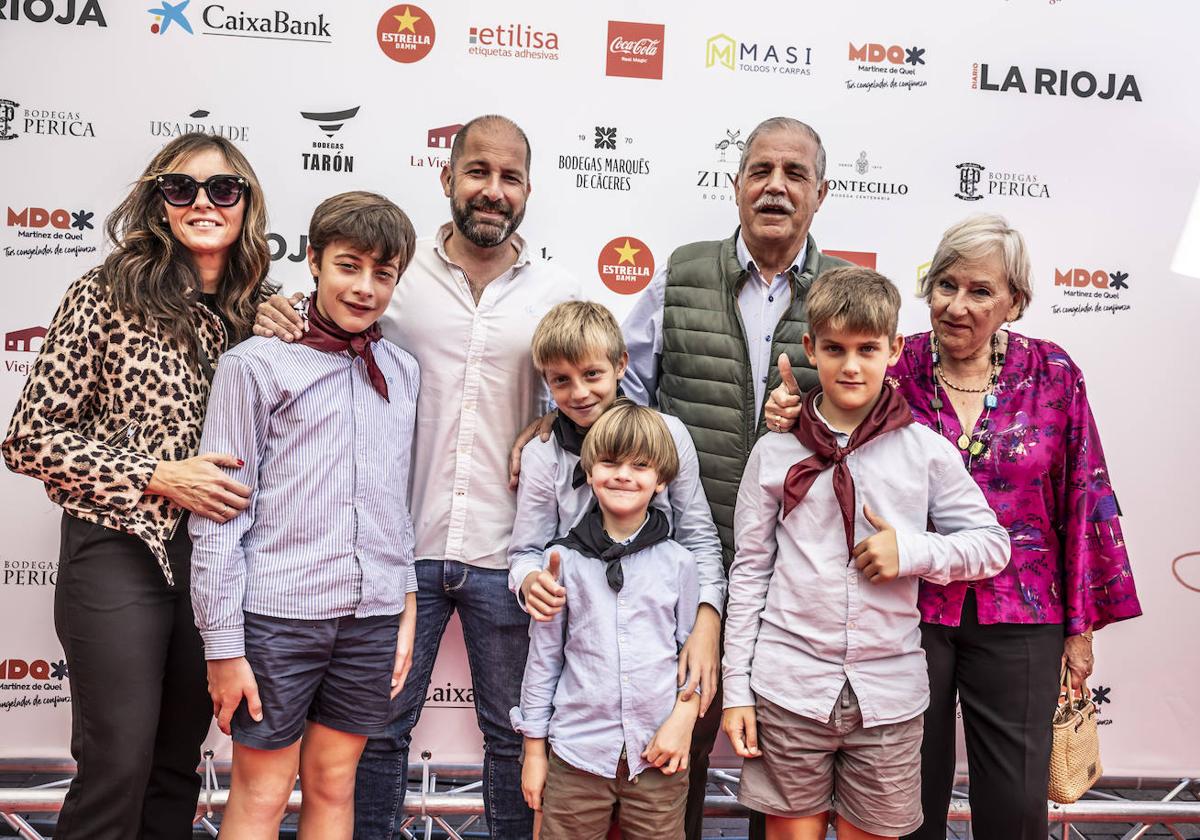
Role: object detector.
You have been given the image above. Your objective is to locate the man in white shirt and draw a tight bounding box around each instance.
[256,115,580,840]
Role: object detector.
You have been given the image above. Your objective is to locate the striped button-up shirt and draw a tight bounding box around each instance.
[190,336,420,660]
[510,538,699,780]
[383,224,581,570]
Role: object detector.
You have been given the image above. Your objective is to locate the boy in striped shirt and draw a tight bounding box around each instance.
[190,192,420,839]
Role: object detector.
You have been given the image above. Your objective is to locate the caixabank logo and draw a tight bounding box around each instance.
[0,654,71,713]
[606,20,664,80]
[597,236,654,295]
[146,2,332,43]
[467,21,558,61]
[299,106,360,173]
[704,33,811,77]
[0,0,106,26]
[846,41,927,92]
[1049,264,1131,318]
[4,203,97,261]
[0,98,96,141]
[558,125,651,193]
[377,4,435,63]
[971,62,1141,102]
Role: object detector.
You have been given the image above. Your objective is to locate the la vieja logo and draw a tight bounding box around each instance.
[597,236,654,295]
[606,20,664,80]
[377,4,435,63]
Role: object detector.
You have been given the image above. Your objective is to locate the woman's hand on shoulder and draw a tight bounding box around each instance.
[253,291,307,341]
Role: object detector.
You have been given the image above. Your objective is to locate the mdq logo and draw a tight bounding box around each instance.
[147,0,191,34]
[1054,267,1129,290]
[0,657,68,681]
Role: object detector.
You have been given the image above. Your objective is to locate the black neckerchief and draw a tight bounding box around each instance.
[550,503,671,593]
[550,386,626,488]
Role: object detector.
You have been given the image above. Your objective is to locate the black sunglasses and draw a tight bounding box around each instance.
[156,173,248,208]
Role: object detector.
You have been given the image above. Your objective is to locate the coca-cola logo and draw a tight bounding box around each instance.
[610,36,659,56]
[606,20,665,79]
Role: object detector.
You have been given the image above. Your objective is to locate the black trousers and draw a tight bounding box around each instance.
[53,513,212,840]
[904,590,1064,840]
[684,622,765,840]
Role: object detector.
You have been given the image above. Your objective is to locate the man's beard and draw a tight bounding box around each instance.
[451,194,526,248]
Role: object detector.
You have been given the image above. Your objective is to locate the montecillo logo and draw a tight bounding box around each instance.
[300,107,359,172]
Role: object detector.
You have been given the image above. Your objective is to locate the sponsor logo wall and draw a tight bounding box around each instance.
[0,0,1197,777]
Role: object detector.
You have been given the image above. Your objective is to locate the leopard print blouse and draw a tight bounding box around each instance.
[2,267,228,585]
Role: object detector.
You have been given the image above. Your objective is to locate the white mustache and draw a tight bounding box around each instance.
[754,196,796,213]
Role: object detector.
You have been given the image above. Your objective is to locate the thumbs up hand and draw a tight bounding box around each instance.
[521,551,567,622]
[852,504,900,584]
[765,354,803,433]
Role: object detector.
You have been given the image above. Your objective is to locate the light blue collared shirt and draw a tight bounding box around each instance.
[190,336,420,660]
[510,538,699,780]
[621,233,806,413]
[507,411,725,615]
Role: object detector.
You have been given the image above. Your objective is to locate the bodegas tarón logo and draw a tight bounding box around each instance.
[846,41,927,91]
[704,33,811,77]
[597,236,654,295]
[300,107,359,173]
[559,126,650,193]
[0,0,106,26]
[467,21,558,61]
[377,4,435,63]
[606,20,664,80]
[971,63,1141,102]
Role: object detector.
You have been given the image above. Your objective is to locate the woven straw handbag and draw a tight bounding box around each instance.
[1048,665,1103,803]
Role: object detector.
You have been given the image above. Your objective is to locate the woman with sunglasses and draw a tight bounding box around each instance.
[3,132,274,839]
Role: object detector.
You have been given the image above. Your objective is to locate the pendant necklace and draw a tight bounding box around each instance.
[930,333,1003,470]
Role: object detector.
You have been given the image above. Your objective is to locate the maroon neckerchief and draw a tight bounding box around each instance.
[296,293,389,401]
[783,384,913,557]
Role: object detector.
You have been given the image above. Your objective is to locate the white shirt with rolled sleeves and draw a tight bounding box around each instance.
[722,406,1011,727]
[381,224,581,569]
[506,411,725,615]
[510,538,699,780]
[621,233,804,413]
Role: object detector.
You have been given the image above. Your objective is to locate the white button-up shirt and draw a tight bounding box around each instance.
[381,224,581,569]
[723,404,1010,726]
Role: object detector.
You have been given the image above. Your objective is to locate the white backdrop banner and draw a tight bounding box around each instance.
[1,0,1198,777]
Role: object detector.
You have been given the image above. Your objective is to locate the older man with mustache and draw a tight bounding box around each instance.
[620,115,851,840]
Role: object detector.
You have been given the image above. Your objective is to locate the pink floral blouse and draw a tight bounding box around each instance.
[887,331,1142,635]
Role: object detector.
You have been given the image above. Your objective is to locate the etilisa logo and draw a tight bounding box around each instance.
[147,2,330,42]
[150,108,249,142]
[0,0,106,26]
[467,22,558,61]
[1050,264,1131,318]
[597,236,654,295]
[705,33,811,77]
[377,4,435,63]
[606,20,664,80]
[559,126,650,193]
[972,63,1141,102]
[4,203,97,261]
[299,107,360,172]
[846,41,927,91]
[826,151,909,201]
[954,162,1050,202]
[696,128,743,202]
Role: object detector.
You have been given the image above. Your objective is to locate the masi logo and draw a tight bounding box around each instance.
[300,107,360,172]
[971,63,1141,102]
[606,20,664,80]
[0,0,106,26]
[705,33,811,76]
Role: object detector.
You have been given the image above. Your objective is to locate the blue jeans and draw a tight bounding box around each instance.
[354,560,533,840]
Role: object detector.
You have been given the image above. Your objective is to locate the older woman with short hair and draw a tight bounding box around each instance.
[765,214,1141,840]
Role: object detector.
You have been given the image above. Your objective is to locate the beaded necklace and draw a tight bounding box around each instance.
[930,333,1004,471]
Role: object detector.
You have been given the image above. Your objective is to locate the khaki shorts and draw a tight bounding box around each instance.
[738,683,924,836]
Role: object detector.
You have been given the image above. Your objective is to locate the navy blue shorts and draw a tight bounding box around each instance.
[232,611,400,750]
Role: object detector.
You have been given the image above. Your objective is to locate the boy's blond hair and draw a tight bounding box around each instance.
[580,399,679,486]
[531,301,627,371]
[806,266,901,340]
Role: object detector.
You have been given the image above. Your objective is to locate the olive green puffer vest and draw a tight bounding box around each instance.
[658,229,850,565]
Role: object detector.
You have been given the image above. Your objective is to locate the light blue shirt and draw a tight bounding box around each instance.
[621,233,806,413]
[510,538,699,780]
[190,336,420,660]
[507,411,725,615]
